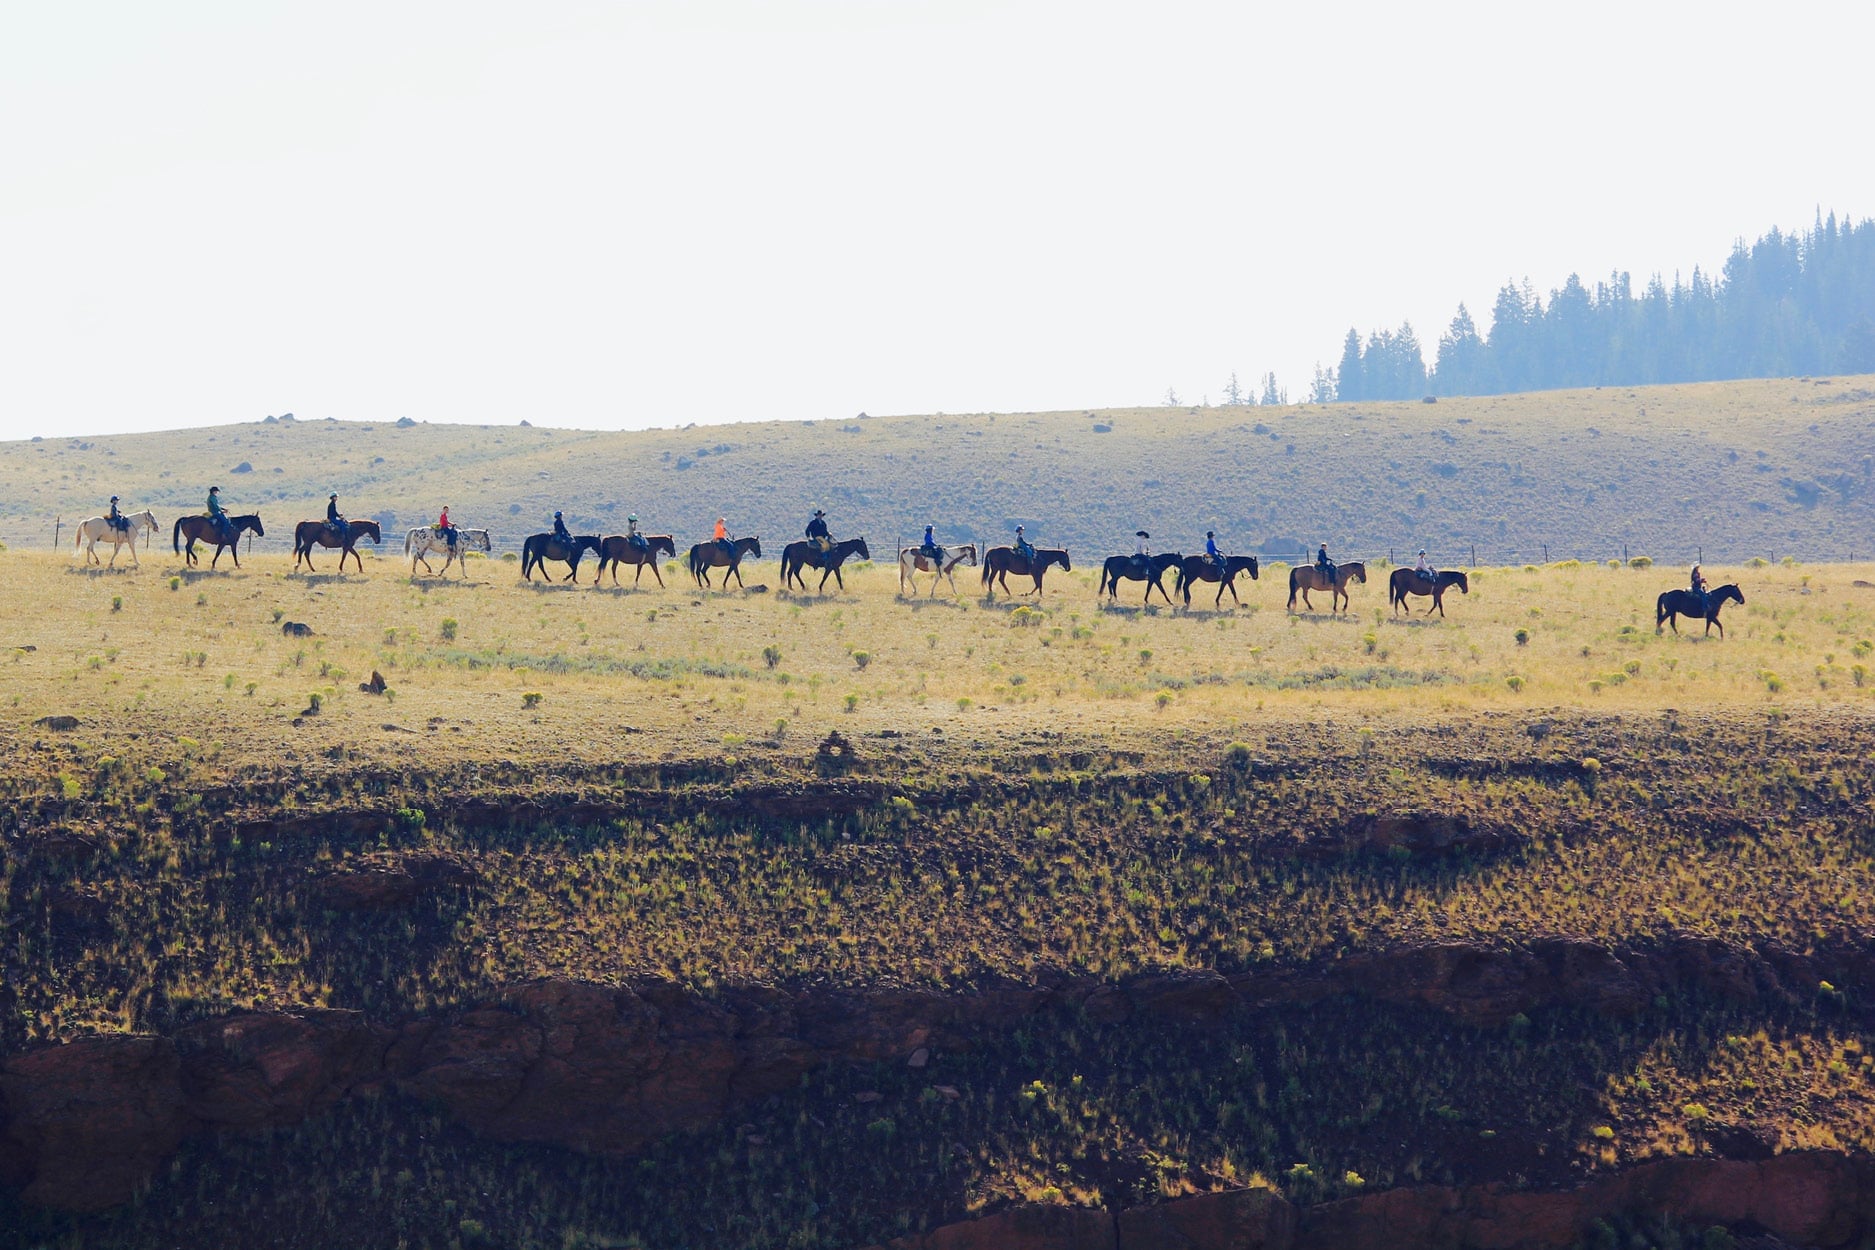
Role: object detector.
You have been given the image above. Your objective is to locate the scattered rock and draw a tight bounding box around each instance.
[907,1047,930,1069]
[854,1090,883,1103]
[317,853,480,911]
[744,584,769,594]
[281,622,313,637]
[32,715,78,731]
[230,461,252,474]
[933,1085,960,1101]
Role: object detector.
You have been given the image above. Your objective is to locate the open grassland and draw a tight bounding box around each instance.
[3,547,1874,1248]
[2,373,1872,564]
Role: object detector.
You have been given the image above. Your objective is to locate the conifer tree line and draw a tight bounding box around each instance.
[1322,213,1875,401]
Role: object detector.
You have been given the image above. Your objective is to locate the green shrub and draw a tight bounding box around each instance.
[1514,628,1530,646]
[440,618,459,641]
[522,691,542,708]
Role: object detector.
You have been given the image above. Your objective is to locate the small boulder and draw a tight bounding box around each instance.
[34,714,80,731]
[282,622,313,637]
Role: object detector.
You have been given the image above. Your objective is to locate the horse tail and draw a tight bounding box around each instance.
[404,529,415,557]
[172,518,184,554]
[1286,567,1298,608]
[981,555,992,587]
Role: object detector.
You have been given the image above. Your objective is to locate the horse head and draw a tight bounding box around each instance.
[241,515,265,538]
[746,536,762,558]
[1451,571,1469,594]
[653,535,676,557]
[852,537,870,561]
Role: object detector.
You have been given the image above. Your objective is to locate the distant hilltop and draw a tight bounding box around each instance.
[2,375,1871,564]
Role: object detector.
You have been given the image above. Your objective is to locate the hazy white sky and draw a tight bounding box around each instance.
[3,1,1870,439]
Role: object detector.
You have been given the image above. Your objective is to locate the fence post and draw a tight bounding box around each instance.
[1542,543,1549,563]
[1471,544,1477,568]
[53,516,62,550]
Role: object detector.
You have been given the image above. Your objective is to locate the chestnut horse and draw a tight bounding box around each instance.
[1287,561,1366,614]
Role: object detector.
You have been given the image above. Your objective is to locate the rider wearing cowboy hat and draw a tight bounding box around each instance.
[1133,530,1150,569]
[627,514,647,550]
[107,495,127,532]
[806,508,831,554]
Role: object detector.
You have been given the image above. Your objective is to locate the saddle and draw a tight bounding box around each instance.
[920,544,943,563]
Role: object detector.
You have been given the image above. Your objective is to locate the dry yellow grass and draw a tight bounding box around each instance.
[3,550,1871,776]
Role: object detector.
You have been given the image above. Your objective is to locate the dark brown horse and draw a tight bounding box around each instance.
[1287,561,1366,614]
[1174,555,1259,607]
[687,535,762,588]
[293,519,382,573]
[1098,552,1184,605]
[595,534,677,587]
[520,533,603,582]
[1389,567,1470,617]
[1656,584,1744,637]
[172,513,264,569]
[980,547,1070,600]
[779,537,871,593]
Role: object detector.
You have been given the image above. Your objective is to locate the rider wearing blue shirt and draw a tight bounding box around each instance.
[1205,531,1222,568]
[1690,564,1708,610]
[921,525,941,562]
[1316,543,1335,580]
[108,496,127,532]
[628,514,647,550]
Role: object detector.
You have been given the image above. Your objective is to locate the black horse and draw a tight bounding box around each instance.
[779,536,871,593]
[520,532,603,583]
[1173,555,1259,607]
[1098,552,1183,605]
[1656,584,1744,637]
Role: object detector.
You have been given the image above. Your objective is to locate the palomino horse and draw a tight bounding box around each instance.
[293,519,382,573]
[1389,568,1470,617]
[520,533,603,583]
[596,534,678,587]
[405,526,492,578]
[1287,561,1366,614]
[74,511,159,567]
[779,537,871,593]
[1098,552,1184,605]
[980,547,1071,600]
[687,536,762,589]
[1174,555,1259,608]
[898,543,979,597]
[173,514,264,569]
[1656,584,1744,637]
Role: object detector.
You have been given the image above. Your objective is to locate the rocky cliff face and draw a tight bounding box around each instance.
[2,936,1870,1221]
[872,1152,1875,1250]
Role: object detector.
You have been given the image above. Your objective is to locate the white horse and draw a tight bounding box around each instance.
[898,542,979,597]
[405,526,492,577]
[74,511,159,567]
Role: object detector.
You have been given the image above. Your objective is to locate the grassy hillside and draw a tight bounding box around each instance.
[3,374,1872,563]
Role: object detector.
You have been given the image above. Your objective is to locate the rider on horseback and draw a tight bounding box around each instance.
[437,506,457,549]
[206,486,232,541]
[1133,530,1150,571]
[714,517,731,554]
[1014,525,1035,564]
[921,525,942,563]
[1690,564,1708,612]
[1205,531,1223,570]
[108,496,128,533]
[326,494,349,543]
[552,511,573,549]
[806,509,831,555]
[1317,543,1336,582]
[627,515,647,551]
[1415,550,1434,582]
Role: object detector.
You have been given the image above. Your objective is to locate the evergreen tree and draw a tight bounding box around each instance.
[1222,372,1244,406]
[1432,303,1485,395]
[1258,372,1288,406]
[1336,329,1365,402]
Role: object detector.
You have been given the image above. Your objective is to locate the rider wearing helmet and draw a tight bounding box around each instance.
[806,509,831,554]
[921,524,942,563]
[551,511,573,549]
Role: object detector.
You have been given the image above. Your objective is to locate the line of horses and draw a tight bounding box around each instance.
[73,509,1743,633]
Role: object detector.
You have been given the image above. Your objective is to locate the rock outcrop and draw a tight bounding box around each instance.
[876,1153,1875,1250]
[2,935,1870,1212]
